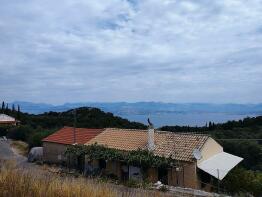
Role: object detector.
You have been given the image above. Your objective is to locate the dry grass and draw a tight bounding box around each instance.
[10,140,29,156]
[0,160,174,197]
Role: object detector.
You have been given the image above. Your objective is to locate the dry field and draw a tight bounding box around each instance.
[0,160,180,197]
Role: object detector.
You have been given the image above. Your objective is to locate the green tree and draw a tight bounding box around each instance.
[7,125,33,141]
[5,104,9,114]
[12,104,15,112]
[222,168,262,196]
[1,101,5,112]
[222,140,262,171]
[17,105,21,119]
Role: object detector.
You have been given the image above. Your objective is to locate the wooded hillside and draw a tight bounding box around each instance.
[0,104,146,148]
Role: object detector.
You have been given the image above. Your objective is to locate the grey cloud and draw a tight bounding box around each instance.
[0,0,262,104]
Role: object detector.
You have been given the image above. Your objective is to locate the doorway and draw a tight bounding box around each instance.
[158,168,168,184]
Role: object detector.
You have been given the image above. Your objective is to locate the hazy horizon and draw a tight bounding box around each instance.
[6,100,262,106]
[5,100,262,127]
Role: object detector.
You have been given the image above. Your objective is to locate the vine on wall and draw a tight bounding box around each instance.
[65,144,178,168]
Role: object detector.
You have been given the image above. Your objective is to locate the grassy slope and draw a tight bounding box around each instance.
[0,160,178,197]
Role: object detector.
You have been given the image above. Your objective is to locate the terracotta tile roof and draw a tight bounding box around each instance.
[86,128,209,162]
[87,128,149,151]
[42,126,104,145]
[154,132,209,162]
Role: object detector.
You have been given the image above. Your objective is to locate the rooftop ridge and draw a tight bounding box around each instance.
[105,128,209,137]
[163,131,210,136]
[63,126,105,130]
[105,128,148,132]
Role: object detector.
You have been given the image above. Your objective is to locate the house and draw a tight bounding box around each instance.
[42,126,104,167]
[85,127,243,191]
[42,125,243,191]
[0,114,20,126]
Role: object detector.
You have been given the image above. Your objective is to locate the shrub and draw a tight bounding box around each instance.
[222,167,262,197]
[7,125,33,141]
[0,125,11,137]
[106,173,119,181]
[125,179,140,188]
[27,130,52,148]
[158,185,168,192]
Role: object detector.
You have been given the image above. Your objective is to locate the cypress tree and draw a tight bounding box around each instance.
[1,101,5,112]
[208,121,212,129]
[17,105,21,119]
[5,103,9,114]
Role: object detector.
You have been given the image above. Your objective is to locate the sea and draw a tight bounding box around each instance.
[119,112,259,127]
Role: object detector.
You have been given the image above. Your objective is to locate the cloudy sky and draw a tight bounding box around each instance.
[1,0,262,104]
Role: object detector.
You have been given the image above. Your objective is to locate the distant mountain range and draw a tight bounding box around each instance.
[9,101,262,127]
[11,101,262,115]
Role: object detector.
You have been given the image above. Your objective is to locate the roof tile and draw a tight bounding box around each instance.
[42,126,103,145]
[86,128,209,162]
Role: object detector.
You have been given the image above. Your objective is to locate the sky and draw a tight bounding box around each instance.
[0,0,262,104]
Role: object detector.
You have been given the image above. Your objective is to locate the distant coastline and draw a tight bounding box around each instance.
[119,112,259,127]
[9,101,262,127]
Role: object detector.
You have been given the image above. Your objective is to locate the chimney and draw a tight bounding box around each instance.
[147,118,155,151]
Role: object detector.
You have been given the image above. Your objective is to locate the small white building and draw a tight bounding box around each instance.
[0,114,19,126]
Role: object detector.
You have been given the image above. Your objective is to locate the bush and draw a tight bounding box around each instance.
[0,126,9,137]
[222,168,262,197]
[106,173,119,181]
[159,185,168,192]
[222,141,262,171]
[27,130,53,148]
[125,179,140,188]
[7,125,33,141]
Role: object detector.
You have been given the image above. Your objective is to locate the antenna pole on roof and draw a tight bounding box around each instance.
[73,109,77,144]
[147,118,155,151]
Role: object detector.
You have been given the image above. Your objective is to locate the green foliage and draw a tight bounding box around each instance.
[0,125,12,137]
[2,105,146,149]
[222,168,262,197]
[27,129,54,148]
[220,140,262,171]
[65,144,176,169]
[7,125,33,141]
[20,107,146,130]
[158,185,168,192]
[124,179,140,188]
[4,125,54,148]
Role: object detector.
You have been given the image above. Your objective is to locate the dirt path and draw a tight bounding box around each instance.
[0,139,16,159]
[0,139,51,175]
